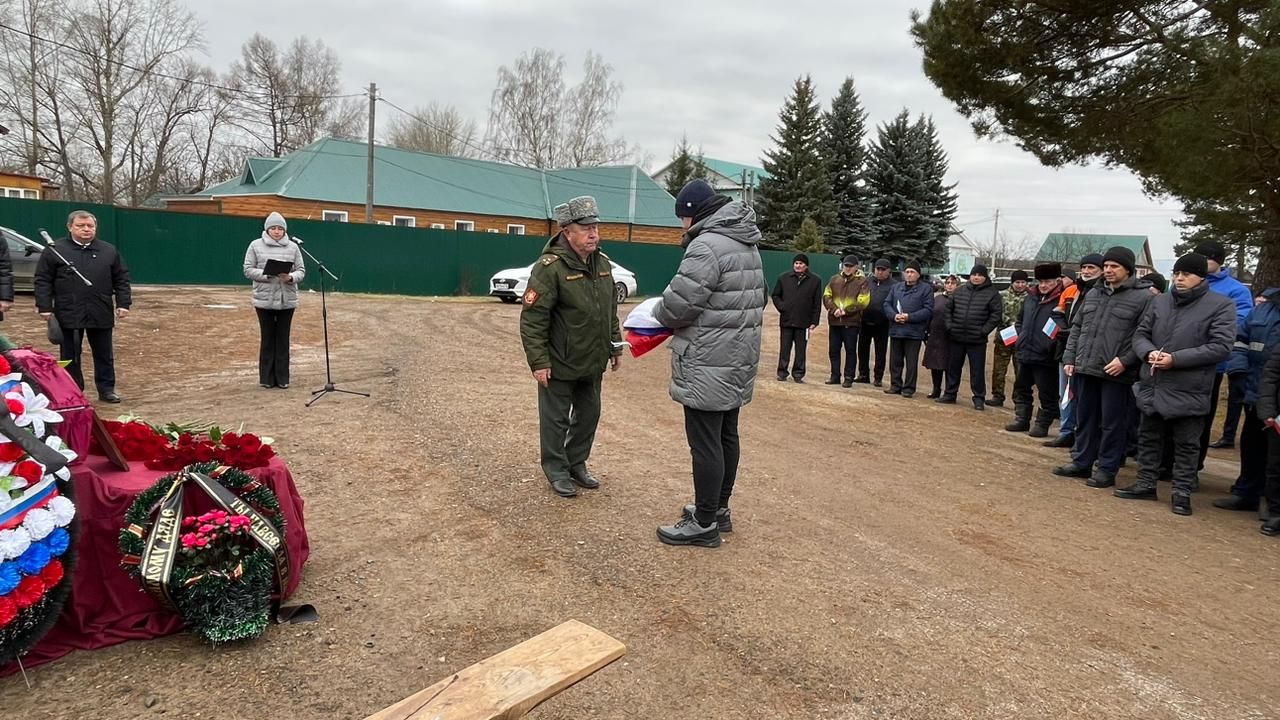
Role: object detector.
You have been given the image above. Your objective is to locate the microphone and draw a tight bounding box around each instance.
[291,235,304,245]
[38,229,54,245]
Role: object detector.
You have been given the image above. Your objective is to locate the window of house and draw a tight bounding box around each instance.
[4,188,23,198]
[507,224,525,235]
[486,229,499,233]
[322,210,348,222]
[430,223,445,229]
[455,220,474,231]
[393,216,415,227]
[22,189,37,199]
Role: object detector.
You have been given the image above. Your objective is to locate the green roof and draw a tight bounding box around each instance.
[700,158,771,186]
[190,138,680,227]
[1035,233,1153,265]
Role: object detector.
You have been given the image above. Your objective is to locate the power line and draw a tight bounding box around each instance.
[0,21,364,102]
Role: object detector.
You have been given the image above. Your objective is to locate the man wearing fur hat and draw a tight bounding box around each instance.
[989,269,1029,407]
[1115,253,1235,516]
[1055,246,1154,487]
[1006,264,1063,437]
[771,253,824,383]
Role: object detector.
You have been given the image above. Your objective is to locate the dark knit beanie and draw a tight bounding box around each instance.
[1192,241,1225,265]
[1061,268,1076,282]
[1102,246,1136,274]
[1172,253,1209,279]
[970,264,990,279]
[793,253,810,266]
[1010,269,1029,282]
[674,179,717,218]
[1145,272,1169,293]
[1079,253,1105,269]
[905,259,922,273]
[1033,263,1061,281]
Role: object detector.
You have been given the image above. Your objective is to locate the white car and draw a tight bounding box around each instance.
[490,260,638,304]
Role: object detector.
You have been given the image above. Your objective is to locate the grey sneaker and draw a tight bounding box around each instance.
[681,504,732,532]
[657,516,720,547]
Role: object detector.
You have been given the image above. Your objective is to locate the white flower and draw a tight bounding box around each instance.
[6,382,62,437]
[0,526,31,561]
[22,507,55,541]
[43,435,76,480]
[47,495,75,526]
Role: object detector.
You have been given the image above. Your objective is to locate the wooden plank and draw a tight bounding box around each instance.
[365,620,625,720]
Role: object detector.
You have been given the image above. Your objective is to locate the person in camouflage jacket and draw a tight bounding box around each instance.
[989,270,1029,406]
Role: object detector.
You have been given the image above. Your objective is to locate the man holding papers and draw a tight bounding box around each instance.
[1006,263,1064,437]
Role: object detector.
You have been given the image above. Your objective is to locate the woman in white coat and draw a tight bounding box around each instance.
[243,212,305,388]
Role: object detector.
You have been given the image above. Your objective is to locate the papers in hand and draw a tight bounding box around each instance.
[999,325,1018,346]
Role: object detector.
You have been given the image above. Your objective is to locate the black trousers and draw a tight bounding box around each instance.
[778,327,809,380]
[60,327,115,395]
[1264,430,1280,516]
[685,406,741,525]
[1230,405,1267,499]
[857,322,888,382]
[1071,375,1132,476]
[1012,361,1059,418]
[1135,412,1204,497]
[944,341,987,400]
[1220,373,1246,442]
[255,308,295,387]
[931,369,945,394]
[1198,372,1224,469]
[888,338,922,394]
[828,326,859,381]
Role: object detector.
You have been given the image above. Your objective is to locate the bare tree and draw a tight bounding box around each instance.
[386,102,479,157]
[486,48,631,168]
[973,230,1040,269]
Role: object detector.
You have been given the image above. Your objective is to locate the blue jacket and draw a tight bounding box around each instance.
[883,281,934,340]
[1226,289,1280,405]
[1207,267,1255,372]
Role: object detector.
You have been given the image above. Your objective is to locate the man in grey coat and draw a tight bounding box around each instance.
[653,179,766,548]
[1114,253,1235,515]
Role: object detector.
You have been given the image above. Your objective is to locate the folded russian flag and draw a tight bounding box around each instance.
[623,297,673,358]
[999,325,1018,347]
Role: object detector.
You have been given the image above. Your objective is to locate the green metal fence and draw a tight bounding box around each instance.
[0,197,840,298]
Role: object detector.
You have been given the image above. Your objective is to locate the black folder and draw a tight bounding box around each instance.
[263,259,293,276]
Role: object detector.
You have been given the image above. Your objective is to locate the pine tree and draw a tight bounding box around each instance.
[915,115,958,269]
[662,134,709,197]
[822,77,876,259]
[756,76,835,249]
[865,110,932,264]
[793,217,826,253]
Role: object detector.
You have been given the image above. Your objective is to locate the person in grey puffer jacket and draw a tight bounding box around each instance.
[243,211,305,388]
[653,180,766,549]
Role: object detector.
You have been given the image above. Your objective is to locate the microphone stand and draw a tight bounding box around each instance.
[291,237,369,406]
[39,230,93,287]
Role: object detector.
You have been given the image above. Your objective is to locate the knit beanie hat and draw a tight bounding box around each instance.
[1192,241,1225,265]
[1079,253,1104,269]
[264,212,287,231]
[1102,246,1136,274]
[674,179,717,219]
[905,259,922,273]
[1145,272,1169,293]
[970,264,990,279]
[793,253,810,266]
[1172,253,1209,279]
[1010,269,1029,282]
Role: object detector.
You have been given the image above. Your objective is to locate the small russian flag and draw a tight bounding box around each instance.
[1042,318,1059,339]
[999,326,1018,346]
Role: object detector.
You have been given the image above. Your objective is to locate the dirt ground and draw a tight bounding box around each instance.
[1,286,1277,720]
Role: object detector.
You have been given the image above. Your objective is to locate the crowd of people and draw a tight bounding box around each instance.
[771,243,1280,533]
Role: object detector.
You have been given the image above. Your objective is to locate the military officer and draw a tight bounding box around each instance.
[520,196,623,497]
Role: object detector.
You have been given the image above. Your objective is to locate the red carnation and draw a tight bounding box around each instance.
[12,460,43,484]
[5,397,24,416]
[0,441,25,463]
[238,435,263,453]
[0,597,15,627]
[40,559,63,587]
[0,355,11,375]
[15,575,45,608]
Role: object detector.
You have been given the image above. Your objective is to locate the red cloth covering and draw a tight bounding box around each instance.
[6,347,92,465]
[0,455,309,673]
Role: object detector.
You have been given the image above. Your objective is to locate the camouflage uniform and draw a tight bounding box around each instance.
[990,287,1027,404]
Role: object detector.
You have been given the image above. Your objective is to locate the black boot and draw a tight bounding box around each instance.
[1171,494,1193,516]
[1208,436,1235,449]
[972,397,986,411]
[656,516,721,547]
[682,504,732,532]
[1028,409,1055,439]
[1086,470,1116,488]
[1212,494,1259,511]
[569,467,599,489]
[987,396,1005,408]
[824,376,841,385]
[1114,483,1157,500]
[927,387,941,399]
[1004,403,1031,432]
[1053,463,1092,478]
[1262,517,1280,536]
[549,478,578,497]
[1043,433,1074,448]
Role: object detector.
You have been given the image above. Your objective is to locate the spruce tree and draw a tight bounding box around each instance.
[663,134,709,197]
[865,110,932,264]
[756,76,835,249]
[822,77,876,259]
[914,116,958,269]
[793,217,826,253]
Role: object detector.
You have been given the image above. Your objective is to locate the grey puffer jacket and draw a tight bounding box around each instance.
[1132,282,1235,418]
[1062,274,1153,384]
[653,201,767,412]
[244,234,306,310]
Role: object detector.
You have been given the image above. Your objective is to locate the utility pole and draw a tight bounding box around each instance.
[749,171,756,206]
[741,170,748,204]
[991,208,1000,266]
[365,82,377,224]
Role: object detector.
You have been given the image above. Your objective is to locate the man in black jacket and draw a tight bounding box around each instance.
[0,229,12,320]
[855,258,895,387]
[35,210,132,403]
[940,264,1001,410]
[771,253,823,383]
[1114,253,1235,516]
[1007,263,1064,437]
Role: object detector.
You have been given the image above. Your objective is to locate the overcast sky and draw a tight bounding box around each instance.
[192,0,1186,261]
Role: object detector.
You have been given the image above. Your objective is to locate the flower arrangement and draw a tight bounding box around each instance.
[119,462,286,644]
[0,350,78,666]
[94,418,275,471]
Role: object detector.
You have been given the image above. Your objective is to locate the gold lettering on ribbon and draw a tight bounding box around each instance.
[140,504,181,610]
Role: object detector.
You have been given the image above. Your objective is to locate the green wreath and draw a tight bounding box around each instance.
[118,462,287,643]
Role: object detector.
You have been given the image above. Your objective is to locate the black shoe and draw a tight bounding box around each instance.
[1053,463,1091,479]
[853,377,870,384]
[901,391,915,399]
[260,383,274,389]
[841,380,853,388]
[1212,494,1259,511]
[986,397,1005,408]
[657,516,721,547]
[777,374,788,382]
[278,383,289,389]
[1208,437,1235,449]
[793,377,805,384]
[824,377,841,385]
[1028,424,1051,439]
[927,389,941,399]
[1005,420,1031,433]
[1086,472,1116,489]
[1262,517,1280,536]
[935,396,957,405]
[549,478,578,497]
[98,392,121,403]
[884,387,901,395]
[873,380,884,388]
[1171,494,1192,516]
[569,467,600,489]
[1114,483,1158,500]
[1043,434,1074,448]
[681,504,732,533]
[972,397,985,411]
